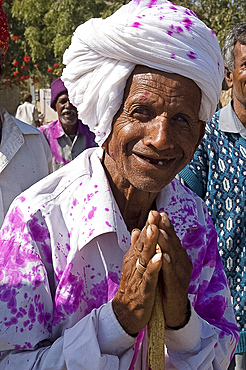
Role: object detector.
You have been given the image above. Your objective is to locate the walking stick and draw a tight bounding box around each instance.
[147,245,165,370]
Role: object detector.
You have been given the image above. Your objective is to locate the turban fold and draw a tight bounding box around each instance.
[62,0,224,146]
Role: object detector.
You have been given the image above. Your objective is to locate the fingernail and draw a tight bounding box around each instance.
[162,213,170,227]
[156,244,162,253]
[163,253,171,263]
[147,224,153,238]
[152,253,162,263]
[159,229,168,240]
[148,210,155,224]
[131,228,140,236]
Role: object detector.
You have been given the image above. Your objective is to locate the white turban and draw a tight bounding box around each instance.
[62,0,224,146]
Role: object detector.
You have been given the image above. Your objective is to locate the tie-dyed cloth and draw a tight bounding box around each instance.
[0,148,239,369]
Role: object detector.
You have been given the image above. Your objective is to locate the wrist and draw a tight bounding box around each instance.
[112,299,139,337]
[166,300,191,330]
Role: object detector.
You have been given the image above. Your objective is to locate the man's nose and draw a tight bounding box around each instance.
[64,100,71,108]
[143,117,175,150]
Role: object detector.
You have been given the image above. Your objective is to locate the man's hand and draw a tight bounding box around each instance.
[154,211,192,329]
[112,210,192,335]
[112,211,163,335]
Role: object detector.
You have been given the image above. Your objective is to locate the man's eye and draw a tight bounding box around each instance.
[133,107,148,114]
[171,115,189,125]
[132,107,154,121]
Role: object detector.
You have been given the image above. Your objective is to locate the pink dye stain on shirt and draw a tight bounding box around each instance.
[88,206,97,220]
[73,198,79,206]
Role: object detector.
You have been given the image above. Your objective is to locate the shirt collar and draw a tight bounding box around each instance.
[54,119,85,139]
[0,107,39,135]
[75,148,131,252]
[53,119,66,139]
[0,108,24,173]
[219,100,246,139]
[32,147,202,254]
[76,150,202,252]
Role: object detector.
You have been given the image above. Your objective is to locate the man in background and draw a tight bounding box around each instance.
[179,23,246,369]
[15,93,40,127]
[39,78,96,171]
[0,0,52,226]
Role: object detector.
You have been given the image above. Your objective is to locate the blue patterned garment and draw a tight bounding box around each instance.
[179,101,246,353]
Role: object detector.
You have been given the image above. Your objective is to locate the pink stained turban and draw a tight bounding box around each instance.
[62,0,224,146]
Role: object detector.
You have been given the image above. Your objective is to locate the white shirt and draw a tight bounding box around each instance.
[15,101,39,126]
[0,147,239,369]
[0,107,52,226]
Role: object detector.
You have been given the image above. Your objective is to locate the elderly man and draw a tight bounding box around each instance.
[0,1,239,369]
[179,23,246,370]
[39,78,96,171]
[0,0,52,227]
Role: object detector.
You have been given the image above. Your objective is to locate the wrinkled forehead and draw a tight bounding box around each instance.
[123,65,201,107]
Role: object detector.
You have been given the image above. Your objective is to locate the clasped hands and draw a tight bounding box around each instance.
[112,210,193,336]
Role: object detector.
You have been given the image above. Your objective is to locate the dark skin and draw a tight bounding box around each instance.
[55,93,79,136]
[102,66,206,335]
[225,42,246,127]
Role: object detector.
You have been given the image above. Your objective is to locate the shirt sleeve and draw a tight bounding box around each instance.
[165,204,239,369]
[0,202,135,369]
[0,302,135,369]
[15,106,21,120]
[33,106,39,123]
[38,131,53,174]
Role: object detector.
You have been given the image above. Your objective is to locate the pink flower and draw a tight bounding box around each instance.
[13,36,19,41]
[13,71,19,76]
[12,61,18,66]
[53,63,58,67]
[47,68,53,72]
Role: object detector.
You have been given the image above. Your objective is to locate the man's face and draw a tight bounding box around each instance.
[103,66,205,193]
[230,42,246,110]
[55,93,78,127]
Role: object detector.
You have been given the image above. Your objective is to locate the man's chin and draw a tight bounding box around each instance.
[60,117,77,126]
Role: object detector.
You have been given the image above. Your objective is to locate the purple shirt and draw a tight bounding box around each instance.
[0,148,239,369]
[39,119,96,171]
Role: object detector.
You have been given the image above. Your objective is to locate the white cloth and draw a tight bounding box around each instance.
[62,0,224,146]
[0,147,238,369]
[0,107,52,226]
[15,101,39,126]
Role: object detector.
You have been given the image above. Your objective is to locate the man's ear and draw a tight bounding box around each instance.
[192,120,206,157]
[224,66,233,89]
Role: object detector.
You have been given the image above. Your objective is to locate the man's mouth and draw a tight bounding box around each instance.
[135,153,173,166]
[63,111,73,116]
